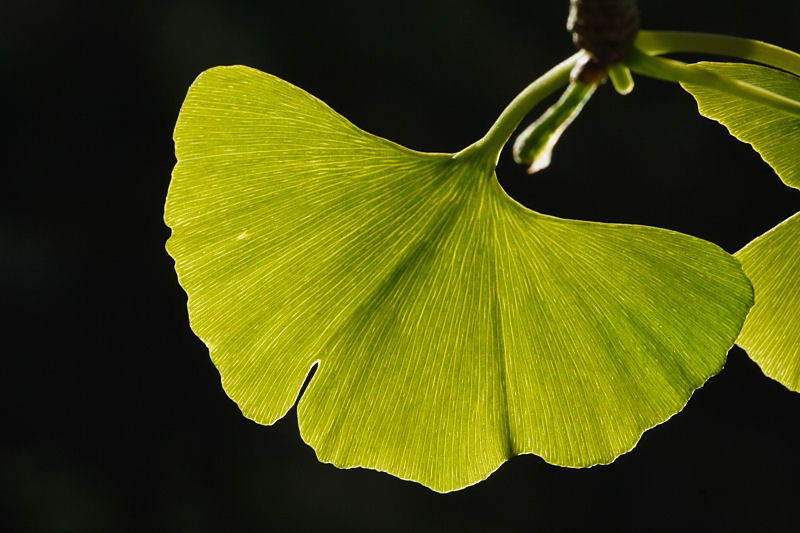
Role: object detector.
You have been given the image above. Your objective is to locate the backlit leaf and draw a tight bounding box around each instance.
[736,213,800,391]
[682,62,800,189]
[166,66,753,491]
[682,62,800,392]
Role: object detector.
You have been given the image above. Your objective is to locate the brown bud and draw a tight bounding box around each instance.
[567,0,640,65]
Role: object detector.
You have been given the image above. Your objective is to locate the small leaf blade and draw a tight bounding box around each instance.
[682,62,800,190]
[736,213,800,391]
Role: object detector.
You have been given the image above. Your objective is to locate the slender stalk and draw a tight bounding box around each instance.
[636,31,800,77]
[457,52,582,164]
[608,64,634,95]
[513,81,597,173]
[624,47,800,118]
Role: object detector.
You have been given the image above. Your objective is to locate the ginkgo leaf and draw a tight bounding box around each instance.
[682,62,800,392]
[735,213,800,391]
[166,65,753,492]
[682,62,800,189]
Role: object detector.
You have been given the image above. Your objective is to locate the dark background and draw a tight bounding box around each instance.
[3,1,800,531]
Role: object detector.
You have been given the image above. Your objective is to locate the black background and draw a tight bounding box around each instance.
[3,1,800,531]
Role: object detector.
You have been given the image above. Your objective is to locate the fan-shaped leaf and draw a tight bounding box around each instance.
[682,62,800,189]
[736,213,800,391]
[682,62,800,392]
[166,66,753,491]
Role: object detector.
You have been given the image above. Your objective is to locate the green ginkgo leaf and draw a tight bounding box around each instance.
[166,65,753,491]
[736,213,800,390]
[682,62,800,392]
[683,62,800,189]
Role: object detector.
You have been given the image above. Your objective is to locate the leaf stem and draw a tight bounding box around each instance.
[636,31,800,77]
[457,52,583,165]
[513,81,597,174]
[623,47,800,118]
[608,64,634,95]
